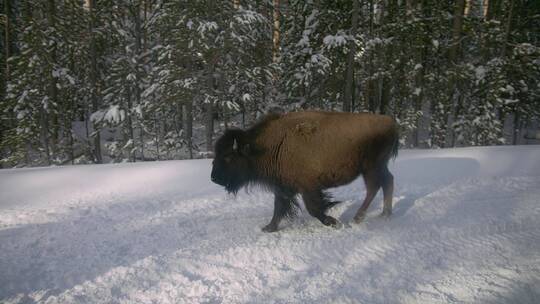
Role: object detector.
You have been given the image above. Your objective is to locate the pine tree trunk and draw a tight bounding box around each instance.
[379,0,396,115]
[512,110,520,145]
[223,104,230,129]
[88,0,102,163]
[412,0,430,148]
[501,0,514,57]
[174,101,183,157]
[3,0,10,78]
[500,0,516,144]
[406,0,415,17]
[272,0,280,63]
[154,114,160,161]
[126,88,136,162]
[445,0,466,147]
[45,0,59,161]
[241,101,246,128]
[451,93,464,147]
[183,101,193,159]
[365,0,375,113]
[343,0,359,112]
[449,0,466,64]
[1,0,11,152]
[133,2,145,162]
[205,101,214,153]
[39,107,51,166]
[69,124,74,165]
[485,0,502,21]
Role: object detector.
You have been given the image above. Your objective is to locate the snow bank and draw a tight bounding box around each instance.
[1,146,539,303]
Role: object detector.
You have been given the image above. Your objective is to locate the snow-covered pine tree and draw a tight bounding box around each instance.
[151,0,273,157]
[91,0,164,162]
[2,0,84,166]
[1,0,538,168]
[280,0,353,111]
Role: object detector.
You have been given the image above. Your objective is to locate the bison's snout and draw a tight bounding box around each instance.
[210,170,218,183]
[211,175,222,185]
[211,167,225,186]
[212,176,228,187]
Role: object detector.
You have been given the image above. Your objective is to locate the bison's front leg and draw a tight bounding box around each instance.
[302,190,340,228]
[262,191,298,233]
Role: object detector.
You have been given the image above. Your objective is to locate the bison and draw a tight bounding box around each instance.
[211,111,399,232]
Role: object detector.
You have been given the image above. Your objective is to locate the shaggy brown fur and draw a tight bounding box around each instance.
[211,111,398,232]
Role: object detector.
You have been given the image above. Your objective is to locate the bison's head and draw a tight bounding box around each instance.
[211,129,254,194]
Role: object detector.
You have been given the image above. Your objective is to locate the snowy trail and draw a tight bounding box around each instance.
[1,146,540,303]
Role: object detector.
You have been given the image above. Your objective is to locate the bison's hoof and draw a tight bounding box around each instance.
[262,224,278,233]
[323,216,341,228]
[380,209,392,218]
[353,213,366,224]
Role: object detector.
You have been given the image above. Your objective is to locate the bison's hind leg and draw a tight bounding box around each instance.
[302,190,341,228]
[354,169,382,223]
[381,166,394,217]
[354,165,394,223]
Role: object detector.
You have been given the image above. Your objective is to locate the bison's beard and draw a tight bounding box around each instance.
[224,175,247,195]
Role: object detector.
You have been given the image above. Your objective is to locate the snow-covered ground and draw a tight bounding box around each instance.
[1,146,539,303]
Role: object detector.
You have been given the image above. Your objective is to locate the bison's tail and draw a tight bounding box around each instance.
[390,125,399,161]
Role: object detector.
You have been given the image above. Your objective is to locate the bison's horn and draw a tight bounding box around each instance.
[233,139,238,151]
